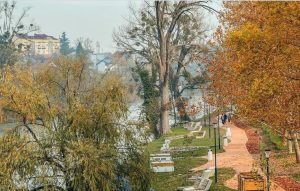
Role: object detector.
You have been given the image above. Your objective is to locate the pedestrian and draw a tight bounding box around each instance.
[223,113,228,124]
[221,113,227,124]
[228,112,232,123]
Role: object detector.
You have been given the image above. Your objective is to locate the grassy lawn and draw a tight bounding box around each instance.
[148,126,231,190]
[147,126,226,154]
[165,127,190,137]
[147,127,190,154]
[292,171,300,182]
[210,168,237,191]
[151,157,207,191]
[170,127,226,148]
[260,124,285,151]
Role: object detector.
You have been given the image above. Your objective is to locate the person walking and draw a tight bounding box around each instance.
[221,113,227,124]
[228,112,232,123]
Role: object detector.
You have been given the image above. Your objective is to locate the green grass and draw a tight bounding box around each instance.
[261,125,285,150]
[146,127,190,154]
[292,172,300,182]
[148,126,229,190]
[147,137,165,154]
[172,149,210,158]
[147,127,226,154]
[165,127,190,137]
[210,168,237,191]
[253,122,285,151]
[170,127,226,148]
[151,157,207,191]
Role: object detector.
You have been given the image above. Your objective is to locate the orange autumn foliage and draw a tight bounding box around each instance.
[210,2,300,133]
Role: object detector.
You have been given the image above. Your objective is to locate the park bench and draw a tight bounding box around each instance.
[185,121,201,131]
[195,178,212,191]
[178,168,214,191]
[188,169,211,181]
[177,178,212,191]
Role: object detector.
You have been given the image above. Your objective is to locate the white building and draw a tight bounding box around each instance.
[14,34,60,57]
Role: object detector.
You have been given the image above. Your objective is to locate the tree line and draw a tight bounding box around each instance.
[209,1,300,162]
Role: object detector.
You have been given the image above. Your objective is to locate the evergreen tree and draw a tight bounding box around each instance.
[76,41,85,57]
[60,32,71,55]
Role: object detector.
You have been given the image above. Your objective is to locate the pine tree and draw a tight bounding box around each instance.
[60,32,71,55]
[76,41,85,57]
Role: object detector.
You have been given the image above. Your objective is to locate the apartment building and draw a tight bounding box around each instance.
[14,33,60,57]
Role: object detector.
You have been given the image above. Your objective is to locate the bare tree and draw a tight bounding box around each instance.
[114,1,217,134]
[0,0,38,67]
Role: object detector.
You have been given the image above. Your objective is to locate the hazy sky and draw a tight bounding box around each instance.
[15,0,220,52]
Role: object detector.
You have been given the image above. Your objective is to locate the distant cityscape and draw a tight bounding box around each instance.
[13,33,121,73]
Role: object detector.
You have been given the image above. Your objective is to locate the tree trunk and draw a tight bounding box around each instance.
[172,76,190,122]
[160,80,170,134]
[282,129,288,146]
[292,131,300,163]
[203,102,207,126]
[157,25,170,134]
[287,130,293,153]
[171,93,177,126]
[288,139,293,154]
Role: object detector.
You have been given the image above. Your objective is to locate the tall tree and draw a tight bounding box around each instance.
[0,0,38,67]
[75,41,85,57]
[210,1,300,162]
[134,65,160,137]
[115,1,216,134]
[168,12,210,123]
[59,32,72,55]
[0,58,151,190]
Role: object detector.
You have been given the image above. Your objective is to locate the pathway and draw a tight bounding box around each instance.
[191,122,285,191]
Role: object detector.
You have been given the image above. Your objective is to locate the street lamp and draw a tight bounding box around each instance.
[213,121,218,183]
[217,110,221,149]
[265,149,271,191]
[177,85,183,123]
[208,104,211,138]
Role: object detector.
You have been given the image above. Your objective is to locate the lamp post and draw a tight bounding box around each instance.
[177,85,182,123]
[217,110,221,149]
[208,104,211,138]
[213,121,218,183]
[203,102,207,126]
[265,149,271,191]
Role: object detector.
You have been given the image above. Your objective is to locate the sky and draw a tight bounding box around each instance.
[15,0,221,53]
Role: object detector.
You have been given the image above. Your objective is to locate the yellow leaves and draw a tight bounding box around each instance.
[0,64,48,122]
[0,133,37,189]
[67,140,116,191]
[0,56,145,190]
[249,74,280,101]
[210,1,300,130]
[229,23,262,43]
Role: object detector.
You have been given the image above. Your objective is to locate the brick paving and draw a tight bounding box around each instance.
[191,122,285,191]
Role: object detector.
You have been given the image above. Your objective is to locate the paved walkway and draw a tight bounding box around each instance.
[191,122,285,191]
